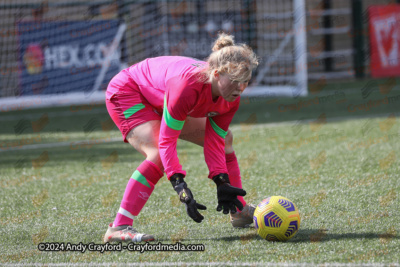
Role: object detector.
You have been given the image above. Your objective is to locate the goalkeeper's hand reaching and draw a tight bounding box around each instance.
[212,173,246,214]
[170,173,207,223]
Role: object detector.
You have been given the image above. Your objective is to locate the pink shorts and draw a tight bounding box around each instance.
[106,70,162,142]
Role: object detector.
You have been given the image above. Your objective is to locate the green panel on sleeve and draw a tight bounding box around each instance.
[209,117,227,139]
[163,95,185,131]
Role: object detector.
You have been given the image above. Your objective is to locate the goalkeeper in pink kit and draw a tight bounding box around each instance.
[104,33,259,242]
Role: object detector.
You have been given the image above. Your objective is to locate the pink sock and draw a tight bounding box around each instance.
[226,151,247,211]
[113,160,163,227]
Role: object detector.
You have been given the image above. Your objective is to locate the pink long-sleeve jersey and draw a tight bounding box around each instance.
[127,56,240,179]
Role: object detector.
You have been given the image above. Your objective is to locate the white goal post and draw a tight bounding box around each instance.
[243,0,308,98]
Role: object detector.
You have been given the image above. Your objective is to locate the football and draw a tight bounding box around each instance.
[253,196,301,241]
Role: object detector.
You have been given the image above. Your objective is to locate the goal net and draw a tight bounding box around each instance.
[0,0,308,111]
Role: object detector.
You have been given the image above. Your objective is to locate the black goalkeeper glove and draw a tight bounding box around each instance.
[170,173,207,223]
[212,173,247,214]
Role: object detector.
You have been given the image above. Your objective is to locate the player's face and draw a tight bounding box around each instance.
[214,73,249,102]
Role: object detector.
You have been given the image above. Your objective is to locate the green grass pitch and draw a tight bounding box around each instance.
[0,80,399,265]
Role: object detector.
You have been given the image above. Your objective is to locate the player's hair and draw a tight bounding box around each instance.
[199,33,259,83]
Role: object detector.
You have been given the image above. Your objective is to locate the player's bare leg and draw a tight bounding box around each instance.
[180,117,255,228]
[104,120,164,242]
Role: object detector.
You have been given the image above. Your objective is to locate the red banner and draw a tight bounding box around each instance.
[369,5,400,77]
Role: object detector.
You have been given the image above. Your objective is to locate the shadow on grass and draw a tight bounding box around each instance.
[166,228,399,243]
[289,228,399,243]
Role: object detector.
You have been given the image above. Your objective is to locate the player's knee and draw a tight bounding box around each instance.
[225,129,233,146]
[225,129,234,154]
[146,150,164,173]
